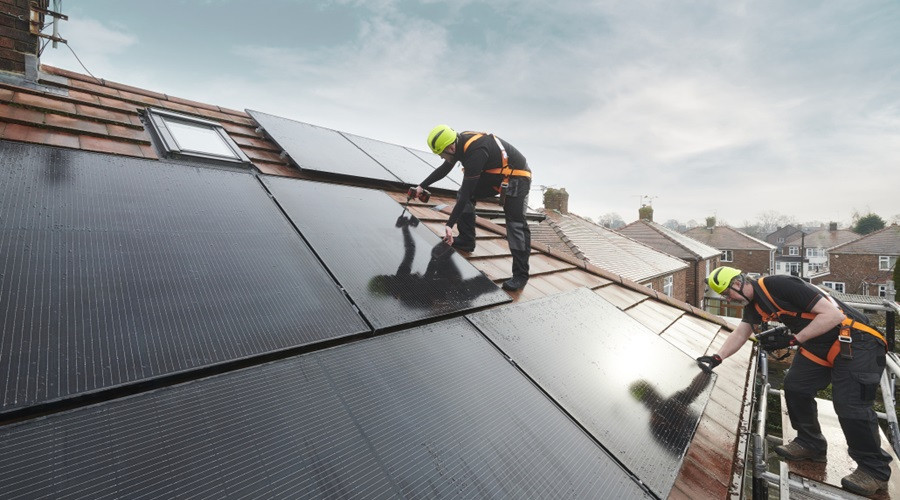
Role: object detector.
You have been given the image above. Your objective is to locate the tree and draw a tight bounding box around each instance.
[662,219,684,232]
[598,212,625,229]
[894,259,900,301]
[852,213,886,235]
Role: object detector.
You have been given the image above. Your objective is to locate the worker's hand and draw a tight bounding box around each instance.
[696,354,722,373]
[414,185,424,199]
[442,225,454,245]
[758,333,799,352]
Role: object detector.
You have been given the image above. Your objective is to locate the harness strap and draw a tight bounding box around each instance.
[756,277,886,367]
[461,133,531,183]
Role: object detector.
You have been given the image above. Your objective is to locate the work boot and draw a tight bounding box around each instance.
[502,275,528,291]
[774,440,827,462]
[451,240,475,253]
[841,468,888,496]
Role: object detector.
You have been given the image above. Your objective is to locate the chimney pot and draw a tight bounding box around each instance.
[543,188,569,214]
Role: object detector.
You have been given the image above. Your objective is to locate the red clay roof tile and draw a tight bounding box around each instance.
[12,91,78,114]
[106,124,151,143]
[1,123,80,149]
[104,80,167,100]
[79,135,144,157]
[43,113,109,136]
[0,103,45,124]
[73,103,135,125]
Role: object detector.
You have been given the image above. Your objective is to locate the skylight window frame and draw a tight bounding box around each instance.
[145,108,250,165]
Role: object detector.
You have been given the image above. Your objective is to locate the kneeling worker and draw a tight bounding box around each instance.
[697,266,891,497]
[413,125,532,291]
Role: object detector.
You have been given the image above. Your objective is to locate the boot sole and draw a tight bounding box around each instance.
[774,449,827,463]
[841,479,886,497]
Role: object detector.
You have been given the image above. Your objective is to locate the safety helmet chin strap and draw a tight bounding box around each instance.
[730,274,753,303]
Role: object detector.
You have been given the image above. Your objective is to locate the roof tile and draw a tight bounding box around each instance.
[1,123,80,149]
[106,124,152,143]
[12,91,78,114]
[43,113,109,136]
[74,103,136,125]
[0,103,45,124]
[78,135,145,157]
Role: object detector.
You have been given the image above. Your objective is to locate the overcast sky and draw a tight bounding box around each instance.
[41,1,900,227]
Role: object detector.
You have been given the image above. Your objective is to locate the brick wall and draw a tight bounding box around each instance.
[813,253,894,296]
[645,268,688,304]
[684,256,720,308]
[732,249,771,276]
[0,0,40,75]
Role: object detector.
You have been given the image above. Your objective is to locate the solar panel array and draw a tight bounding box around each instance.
[262,176,510,331]
[248,109,462,191]
[0,141,368,413]
[0,320,651,499]
[0,137,719,499]
[467,288,716,498]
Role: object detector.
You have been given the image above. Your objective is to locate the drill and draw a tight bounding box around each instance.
[407,187,431,203]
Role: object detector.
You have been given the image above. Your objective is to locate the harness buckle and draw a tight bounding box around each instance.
[839,335,852,344]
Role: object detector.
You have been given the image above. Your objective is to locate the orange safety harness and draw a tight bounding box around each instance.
[462,133,532,191]
[754,277,886,367]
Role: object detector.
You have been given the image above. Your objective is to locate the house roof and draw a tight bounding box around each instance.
[828,224,900,255]
[619,219,721,261]
[783,227,860,249]
[0,63,754,498]
[684,225,777,251]
[537,211,689,282]
[764,224,802,244]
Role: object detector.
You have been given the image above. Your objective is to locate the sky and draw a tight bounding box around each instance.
[40,0,900,228]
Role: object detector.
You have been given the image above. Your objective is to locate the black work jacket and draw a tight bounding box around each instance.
[420,132,529,227]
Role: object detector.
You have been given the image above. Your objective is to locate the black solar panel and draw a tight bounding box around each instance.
[339,131,460,191]
[0,141,368,413]
[0,319,651,499]
[247,110,402,183]
[467,287,715,498]
[407,146,466,188]
[262,176,509,331]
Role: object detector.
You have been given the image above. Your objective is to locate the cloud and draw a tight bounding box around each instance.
[41,16,137,77]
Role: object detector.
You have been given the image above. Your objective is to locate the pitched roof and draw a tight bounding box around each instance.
[764,224,802,243]
[684,225,777,251]
[828,224,900,255]
[539,211,689,282]
[619,219,721,260]
[0,63,753,498]
[784,227,860,249]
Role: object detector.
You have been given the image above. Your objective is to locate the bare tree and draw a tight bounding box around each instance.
[598,212,625,229]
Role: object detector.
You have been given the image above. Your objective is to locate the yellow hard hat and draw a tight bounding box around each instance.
[427,124,457,154]
[708,266,742,294]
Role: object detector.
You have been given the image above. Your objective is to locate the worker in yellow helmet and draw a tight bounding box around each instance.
[699,266,891,496]
[412,125,532,291]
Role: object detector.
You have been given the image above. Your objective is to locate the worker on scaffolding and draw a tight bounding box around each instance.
[697,266,892,497]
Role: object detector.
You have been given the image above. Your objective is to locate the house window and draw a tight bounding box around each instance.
[823,281,845,293]
[721,250,733,262]
[788,246,799,256]
[146,108,250,164]
[663,275,673,297]
[806,248,824,258]
[879,285,888,297]
[879,256,897,271]
[777,237,785,244]
[786,262,800,275]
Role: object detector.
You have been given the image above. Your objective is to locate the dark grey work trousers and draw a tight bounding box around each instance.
[455,176,531,279]
[783,332,892,480]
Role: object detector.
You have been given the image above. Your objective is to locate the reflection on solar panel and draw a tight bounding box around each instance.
[0,141,368,413]
[407,147,466,187]
[0,319,651,499]
[247,110,401,182]
[467,287,715,498]
[262,176,509,331]
[340,132,460,192]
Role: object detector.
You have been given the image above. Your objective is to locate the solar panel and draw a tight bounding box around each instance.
[0,141,368,413]
[262,176,510,331]
[247,110,402,183]
[467,287,715,498]
[340,132,460,191]
[0,319,651,499]
[407,146,466,187]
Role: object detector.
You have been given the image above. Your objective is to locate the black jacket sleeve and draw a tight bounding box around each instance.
[446,146,489,227]
[420,160,454,188]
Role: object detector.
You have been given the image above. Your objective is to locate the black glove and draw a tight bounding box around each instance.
[696,354,722,373]
[758,334,799,352]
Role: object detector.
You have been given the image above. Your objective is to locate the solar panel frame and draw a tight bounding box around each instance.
[0,141,368,414]
[339,131,460,192]
[262,176,510,331]
[407,146,465,188]
[467,287,716,498]
[246,110,403,183]
[0,319,652,499]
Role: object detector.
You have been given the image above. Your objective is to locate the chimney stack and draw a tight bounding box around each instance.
[543,187,569,214]
[638,205,653,222]
[0,0,46,80]
[705,216,716,229]
[829,222,838,231]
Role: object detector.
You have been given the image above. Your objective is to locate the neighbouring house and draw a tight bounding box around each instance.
[0,4,756,498]
[774,223,859,278]
[535,195,690,301]
[685,221,776,277]
[813,224,900,299]
[765,224,803,256]
[619,219,721,309]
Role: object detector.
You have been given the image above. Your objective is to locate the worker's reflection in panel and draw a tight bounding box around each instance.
[629,371,713,455]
